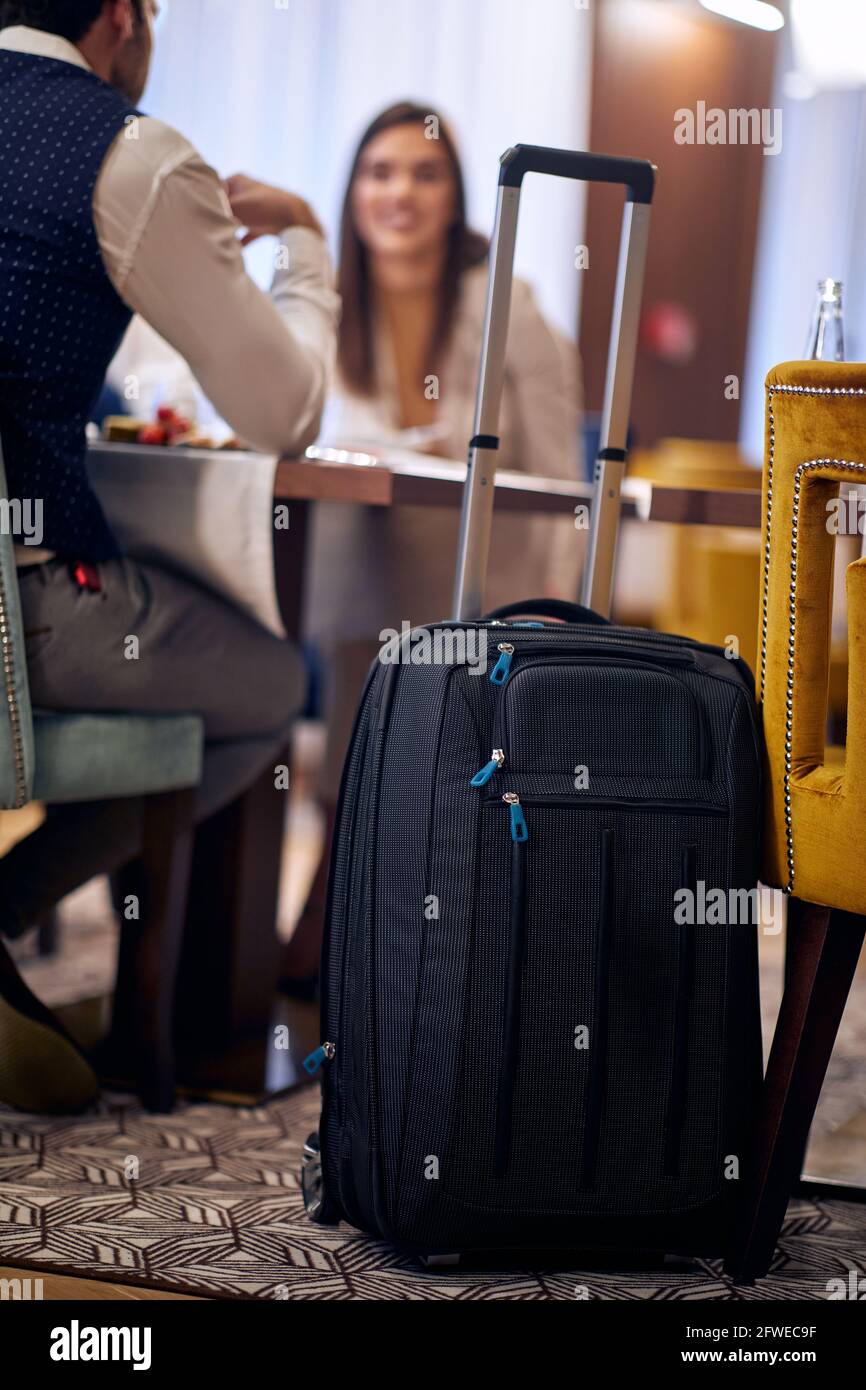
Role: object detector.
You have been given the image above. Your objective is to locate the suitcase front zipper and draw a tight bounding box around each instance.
[493,793,528,1176]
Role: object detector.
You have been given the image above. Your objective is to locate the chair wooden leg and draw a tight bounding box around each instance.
[726,897,866,1283]
[109,789,195,1113]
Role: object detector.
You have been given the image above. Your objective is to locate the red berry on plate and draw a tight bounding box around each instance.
[138,424,167,445]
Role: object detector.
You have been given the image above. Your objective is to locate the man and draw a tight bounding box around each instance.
[0,0,340,1109]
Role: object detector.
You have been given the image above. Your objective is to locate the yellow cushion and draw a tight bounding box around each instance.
[660,528,761,674]
[759,361,866,913]
[632,440,762,670]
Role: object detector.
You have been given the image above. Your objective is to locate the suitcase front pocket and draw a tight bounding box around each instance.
[446,787,730,1216]
[491,657,710,780]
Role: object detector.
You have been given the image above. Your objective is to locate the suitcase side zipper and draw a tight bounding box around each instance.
[493,798,527,1176]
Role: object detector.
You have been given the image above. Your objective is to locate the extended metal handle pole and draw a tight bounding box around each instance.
[452,183,521,621]
[580,200,652,617]
[452,145,655,623]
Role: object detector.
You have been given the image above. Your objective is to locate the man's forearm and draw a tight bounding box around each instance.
[95,123,340,455]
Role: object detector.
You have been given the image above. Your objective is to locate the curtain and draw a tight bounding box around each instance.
[144,0,592,339]
[741,23,866,460]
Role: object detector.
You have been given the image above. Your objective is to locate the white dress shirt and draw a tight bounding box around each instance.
[0,25,340,457]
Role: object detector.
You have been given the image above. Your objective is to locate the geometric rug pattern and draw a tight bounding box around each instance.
[1,1085,864,1300]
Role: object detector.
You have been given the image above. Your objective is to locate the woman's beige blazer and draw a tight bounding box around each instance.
[304,262,585,646]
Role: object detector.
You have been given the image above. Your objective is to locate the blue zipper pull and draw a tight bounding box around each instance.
[470,748,505,787]
[504,793,528,842]
[303,1041,336,1076]
[490,643,515,685]
[512,621,544,628]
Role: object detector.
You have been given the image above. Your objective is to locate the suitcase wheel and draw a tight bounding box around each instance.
[420,1254,461,1269]
[301,1132,340,1225]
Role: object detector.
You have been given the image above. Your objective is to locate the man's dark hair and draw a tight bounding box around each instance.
[0,1,142,43]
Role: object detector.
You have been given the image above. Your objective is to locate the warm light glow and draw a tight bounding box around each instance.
[791,0,866,89]
[699,0,785,32]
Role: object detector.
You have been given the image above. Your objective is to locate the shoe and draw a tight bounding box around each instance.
[0,935,99,1113]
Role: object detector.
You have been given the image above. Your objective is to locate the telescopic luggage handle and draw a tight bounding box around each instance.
[482,597,611,627]
[452,143,656,623]
[499,145,655,202]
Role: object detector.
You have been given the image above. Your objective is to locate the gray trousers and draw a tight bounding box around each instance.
[2,556,305,933]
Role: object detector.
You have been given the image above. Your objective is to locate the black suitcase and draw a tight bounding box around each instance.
[302,146,763,1263]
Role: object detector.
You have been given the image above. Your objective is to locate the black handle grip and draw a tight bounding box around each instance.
[482,598,611,627]
[499,145,656,204]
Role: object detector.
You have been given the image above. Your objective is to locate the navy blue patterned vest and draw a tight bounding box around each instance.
[0,50,139,559]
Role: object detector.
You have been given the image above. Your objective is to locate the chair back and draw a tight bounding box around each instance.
[0,437,36,809]
[759,360,866,913]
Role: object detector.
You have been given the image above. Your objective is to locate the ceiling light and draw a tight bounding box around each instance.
[699,0,785,31]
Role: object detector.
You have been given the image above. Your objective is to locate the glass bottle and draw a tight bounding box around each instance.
[805,278,845,361]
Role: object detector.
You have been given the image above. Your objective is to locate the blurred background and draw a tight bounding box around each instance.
[144,0,590,341]
[142,0,866,460]
[133,0,866,1184]
[10,0,866,1193]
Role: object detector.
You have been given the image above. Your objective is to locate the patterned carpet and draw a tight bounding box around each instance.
[0,1084,863,1300]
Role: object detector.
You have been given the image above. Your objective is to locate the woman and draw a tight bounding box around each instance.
[285,101,584,987]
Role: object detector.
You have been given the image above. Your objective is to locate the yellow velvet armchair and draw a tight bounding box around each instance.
[759,360,866,911]
[729,360,866,1283]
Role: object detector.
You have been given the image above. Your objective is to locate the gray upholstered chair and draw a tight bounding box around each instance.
[0,441,204,1112]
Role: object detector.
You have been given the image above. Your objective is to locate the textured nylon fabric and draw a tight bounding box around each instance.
[503,665,703,776]
[319,623,762,1253]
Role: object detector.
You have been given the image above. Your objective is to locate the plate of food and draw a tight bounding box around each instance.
[103,406,244,451]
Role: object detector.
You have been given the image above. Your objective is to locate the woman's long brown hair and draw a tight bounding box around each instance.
[337,102,489,397]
